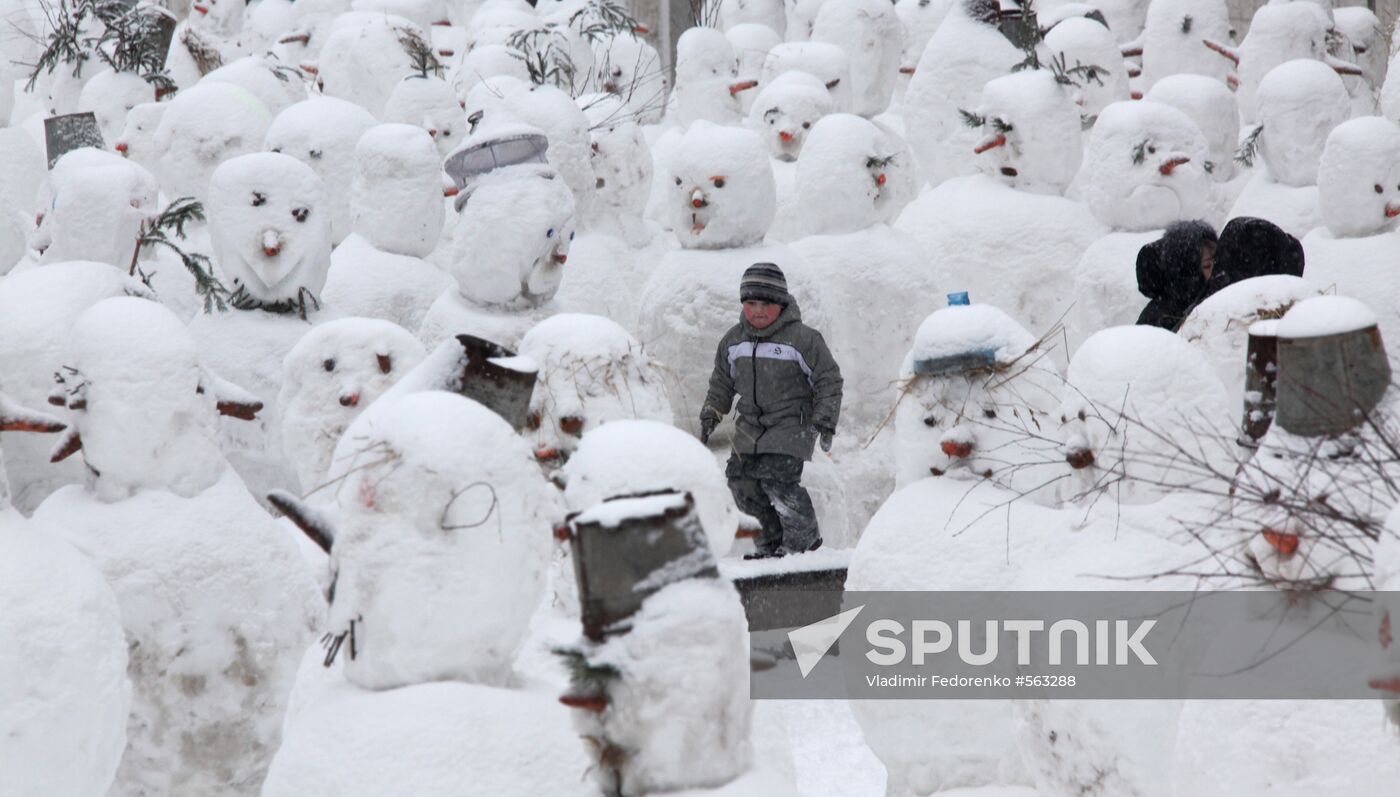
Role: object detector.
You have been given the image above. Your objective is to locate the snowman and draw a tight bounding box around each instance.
[0,395,129,797]
[265,96,379,245]
[31,148,158,272]
[1133,0,1233,91]
[672,26,752,127]
[637,121,827,434]
[498,82,598,229]
[279,318,427,492]
[451,43,532,107]
[901,0,1021,187]
[33,296,320,795]
[578,92,658,247]
[1042,15,1132,121]
[518,313,672,467]
[316,15,435,117]
[1228,59,1351,239]
[719,0,785,37]
[419,121,576,349]
[897,70,1101,360]
[112,101,168,176]
[746,71,833,162]
[383,74,465,160]
[1334,6,1386,115]
[892,0,953,93]
[0,261,153,512]
[151,81,274,205]
[165,0,248,91]
[810,0,903,118]
[322,123,453,331]
[727,23,781,116]
[1302,115,1400,348]
[76,67,157,145]
[892,302,1064,494]
[589,31,668,124]
[786,113,927,437]
[203,55,310,119]
[190,151,335,500]
[1069,100,1212,348]
[761,41,853,113]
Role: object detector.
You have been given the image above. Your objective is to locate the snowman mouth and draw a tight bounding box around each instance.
[1386,203,1400,219]
[691,212,707,236]
[1000,167,1018,177]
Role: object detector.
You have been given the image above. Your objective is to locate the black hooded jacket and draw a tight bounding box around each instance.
[1135,220,1218,331]
[1205,216,1305,293]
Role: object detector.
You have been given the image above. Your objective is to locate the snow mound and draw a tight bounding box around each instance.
[1277,294,1379,339]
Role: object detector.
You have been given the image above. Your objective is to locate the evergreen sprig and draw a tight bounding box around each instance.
[396,25,443,78]
[553,646,621,696]
[1235,124,1264,167]
[1181,15,1193,34]
[959,109,987,129]
[26,0,175,91]
[129,197,231,313]
[568,0,640,43]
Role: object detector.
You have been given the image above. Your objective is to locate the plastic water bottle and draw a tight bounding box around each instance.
[947,291,970,306]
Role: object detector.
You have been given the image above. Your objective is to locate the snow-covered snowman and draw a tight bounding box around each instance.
[383,73,465,160]
[1228,59,1352,239]
[672,26,752,127]
[265,96,379,245]
[1302,115,1400,348]
[1041,15,1131,121]
[190,151,335,499]
[151,81,274,204]
[262,391,592,796]
[33,296,320,795]
[1134,0,1233,91]
[0,395,129,797]
[419,121,576,348]
[519,313,673,467]
[315,15,435,117]
[1069,100,1212,347]
[637,121,825,433]
[762,41,853,112]
[747,71,834,162]
[901,0,1021,186]
[810,0,902,118]
[278,317,427,492]
[112,100,168,176]
[727,23,782,115]
[897,69,1101,359]
[892,0,953,93]
[322,123,453,331]
[1145,74,1241,187]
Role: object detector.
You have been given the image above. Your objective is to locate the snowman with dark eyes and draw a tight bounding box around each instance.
[418,120,577,349]
[188,151,339,501]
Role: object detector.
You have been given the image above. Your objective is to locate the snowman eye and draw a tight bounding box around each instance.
[441,129,451,137]
[547,228,555,237]
[251,192,267,207]
[983,408,996,419]
[309,149,323,159]
[292,207,309,222]
[1148,145,1156,154]
[270,147,282,153]
[323,358,335,372]
[377,353,392,374]
[923,415,938,427]
[674,176,682,185]
[1377,185,1384,194]
[569,231,575,240]
[712,177,726,188]
[1078,409,1086,421]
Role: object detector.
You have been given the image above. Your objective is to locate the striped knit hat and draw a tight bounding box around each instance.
[739,262,790,306]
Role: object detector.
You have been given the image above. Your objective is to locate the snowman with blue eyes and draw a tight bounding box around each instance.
[418,120,577,349]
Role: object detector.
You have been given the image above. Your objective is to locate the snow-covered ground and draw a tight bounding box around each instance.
[6,0,1400,793]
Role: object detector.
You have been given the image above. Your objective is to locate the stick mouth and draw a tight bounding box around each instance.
[999,166,1018,178]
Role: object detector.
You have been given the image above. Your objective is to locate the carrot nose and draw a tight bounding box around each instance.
[427,128,438,138]
[1159,157,1190,176]
[193,4,208,13]
[1065,448,1095,469]
[443,185,458,197]
[115,142,128,155]
[876,173,887,186]
[1130,90,1143,100]
[263,243,281,256]
[534,446,559,462]
[778,131,794,143]
[974,134,1006,155]
[940,440,972,458]
[339,393,359,407]
[691,189,706,208]
[899,66,915,75]
[729,80,758,96]
[553,252,567,264]
[1262,528,1299,557]
[1386,202,1400,218]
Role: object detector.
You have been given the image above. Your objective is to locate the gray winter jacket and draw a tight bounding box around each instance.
[701,300,843,460]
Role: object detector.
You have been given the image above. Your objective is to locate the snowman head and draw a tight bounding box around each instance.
[450,44,530,108]
[1318,116,1400,239]
[895,303,1064,491]
[591,33,668,123]
[208,152,332,309]
[747,71,833,161]
[279,317,426,491]
[762,42,852,112]
[810,0,904,117]
[1146,74,1240,183]
[664,121,775,249]
[970,70,1083,196]
[153,83,272,204]
[582,94,652,219]
[1254,59,1351,189]
[113,101,166,173]
[894,0,954,78]
[519,313,672,466]
[189,0,244,37]
[384,75,464,159]
[676,26,742,92]
[727,23,782,106]
[266,96,380,245]
[34,149,159,268]
[1059,325,1230,504]
[446,129,576,307]
[56,297,227,500]
[352,123,445,257]
[795,113,914,233]
[1079,100,1211,232]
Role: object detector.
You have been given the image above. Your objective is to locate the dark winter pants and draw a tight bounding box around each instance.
[725,453,820,554]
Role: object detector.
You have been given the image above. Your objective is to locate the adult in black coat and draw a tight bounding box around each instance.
[1205,216,1305,293]
[1135,220,1218,332]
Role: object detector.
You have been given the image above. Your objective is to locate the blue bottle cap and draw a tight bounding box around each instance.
[947,291,970,306]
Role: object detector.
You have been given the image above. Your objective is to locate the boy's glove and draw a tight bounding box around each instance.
[700,416,717,445]
[816,425,834,453]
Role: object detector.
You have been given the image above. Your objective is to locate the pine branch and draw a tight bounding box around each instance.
[1235,124,1263,167]
[395,24,443,78]
[959,109,987,128]
[552,646,621,696]
[130,197,229,313]
[1132,140,1148,166]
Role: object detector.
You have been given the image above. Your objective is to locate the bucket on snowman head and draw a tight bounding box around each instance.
[1240,320,1279,446]
[564,490,717,642]
[44,112,105,170]
[444,129,550,211]
[450,334,539,431]
[1274,320,1391,438]
[947,291,970,306]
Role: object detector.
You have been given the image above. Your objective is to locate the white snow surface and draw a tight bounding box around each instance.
[1276,294,1380,339]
